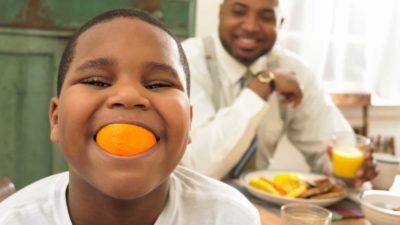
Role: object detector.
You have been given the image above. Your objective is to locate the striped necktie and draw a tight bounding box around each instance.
[239,69,253,89]
[229,68,258,178]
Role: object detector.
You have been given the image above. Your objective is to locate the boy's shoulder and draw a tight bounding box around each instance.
[172,165,244,197]
[0,172,69,225]
[162,166,260,225]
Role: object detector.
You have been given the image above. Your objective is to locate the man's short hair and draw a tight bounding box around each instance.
[57,8,190,96]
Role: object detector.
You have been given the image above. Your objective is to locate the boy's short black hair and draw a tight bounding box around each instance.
[57,8,190,96]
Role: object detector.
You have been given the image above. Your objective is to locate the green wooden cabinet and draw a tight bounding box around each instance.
[0,0,196,190]
[0,0,195,39]
[0,28,70,189]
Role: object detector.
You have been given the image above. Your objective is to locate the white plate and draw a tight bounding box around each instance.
[242,170,346,207]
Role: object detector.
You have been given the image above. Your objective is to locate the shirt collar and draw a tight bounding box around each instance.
[212,34,273,84]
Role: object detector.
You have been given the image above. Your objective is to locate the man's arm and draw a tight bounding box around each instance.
[179,38,269,179]
[181,38,303,179]
[182,80,268,179]
[282,56,353,175]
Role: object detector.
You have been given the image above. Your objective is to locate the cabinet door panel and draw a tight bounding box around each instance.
[0,29,68,189]
[0,53,54,189]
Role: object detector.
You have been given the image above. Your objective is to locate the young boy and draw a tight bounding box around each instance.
[0,9,261,225]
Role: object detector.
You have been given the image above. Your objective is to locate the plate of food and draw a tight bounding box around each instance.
[242,170,347,206]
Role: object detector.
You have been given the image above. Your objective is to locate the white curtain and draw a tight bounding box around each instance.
[277,0,400,100]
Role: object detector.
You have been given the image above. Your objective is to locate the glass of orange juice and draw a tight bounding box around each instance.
[331,132,371,178]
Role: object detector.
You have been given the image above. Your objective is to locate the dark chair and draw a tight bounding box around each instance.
[0,177,16,202]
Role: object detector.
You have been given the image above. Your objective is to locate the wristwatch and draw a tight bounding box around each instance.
[255,70,276,92]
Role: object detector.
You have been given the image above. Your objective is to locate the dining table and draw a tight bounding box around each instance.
[229,174,400,225]
[255,204,370,225]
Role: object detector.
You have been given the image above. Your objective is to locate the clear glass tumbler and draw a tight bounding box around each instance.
[280,203,332,225]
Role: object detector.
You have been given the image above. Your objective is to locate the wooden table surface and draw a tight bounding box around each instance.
[255,203,371,225]
[331,219,370,225]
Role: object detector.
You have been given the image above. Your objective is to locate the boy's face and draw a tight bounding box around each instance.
[49,18,191,199]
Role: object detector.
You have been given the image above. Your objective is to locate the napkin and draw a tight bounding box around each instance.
[328,198,364,221]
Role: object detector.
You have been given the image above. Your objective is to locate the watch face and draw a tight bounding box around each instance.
[261,71,270,78]
[256,71,273,83]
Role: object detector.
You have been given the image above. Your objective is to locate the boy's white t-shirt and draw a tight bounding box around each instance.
[0,166,261,225]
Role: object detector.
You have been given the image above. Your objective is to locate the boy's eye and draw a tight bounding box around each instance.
[81,78,111,88]
[145,81,173,90]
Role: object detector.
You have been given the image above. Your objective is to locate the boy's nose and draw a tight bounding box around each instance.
[106,82,150,110]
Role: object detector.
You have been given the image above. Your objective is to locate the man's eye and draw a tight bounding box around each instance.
[81,78,110,88]
[232,9,246,17]
[145,82,172,90]
[260,14,276,24]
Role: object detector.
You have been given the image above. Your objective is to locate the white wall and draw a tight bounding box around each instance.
[341,106,400,157]
[195,0,222,37]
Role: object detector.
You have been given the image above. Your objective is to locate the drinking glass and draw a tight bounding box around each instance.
[331,132,370,178]
[280,203,332,225]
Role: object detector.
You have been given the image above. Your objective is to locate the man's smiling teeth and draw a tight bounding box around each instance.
[236,37,258,49]
[238,37,256,44]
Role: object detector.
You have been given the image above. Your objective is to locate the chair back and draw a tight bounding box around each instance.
[0,177,16,202]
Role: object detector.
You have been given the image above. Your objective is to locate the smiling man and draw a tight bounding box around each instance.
[181,0,377,185]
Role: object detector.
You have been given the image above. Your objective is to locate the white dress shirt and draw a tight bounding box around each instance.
[181,34,353,179]
[0,166,260,225]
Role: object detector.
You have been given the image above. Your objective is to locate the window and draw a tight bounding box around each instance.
[278,0,400,100]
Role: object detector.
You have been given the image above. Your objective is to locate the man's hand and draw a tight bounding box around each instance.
[247,69,303,107]
[327,145,378,188]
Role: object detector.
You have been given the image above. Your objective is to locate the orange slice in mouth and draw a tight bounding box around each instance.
[96,123,157,156]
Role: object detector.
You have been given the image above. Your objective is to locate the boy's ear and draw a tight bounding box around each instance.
[49,97,60,144]
[187,105,193,144]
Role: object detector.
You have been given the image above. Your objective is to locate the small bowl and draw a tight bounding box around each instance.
[360,190,400,225]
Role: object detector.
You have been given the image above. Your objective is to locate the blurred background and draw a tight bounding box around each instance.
[1,0,399,189]
[196,0,400,173]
